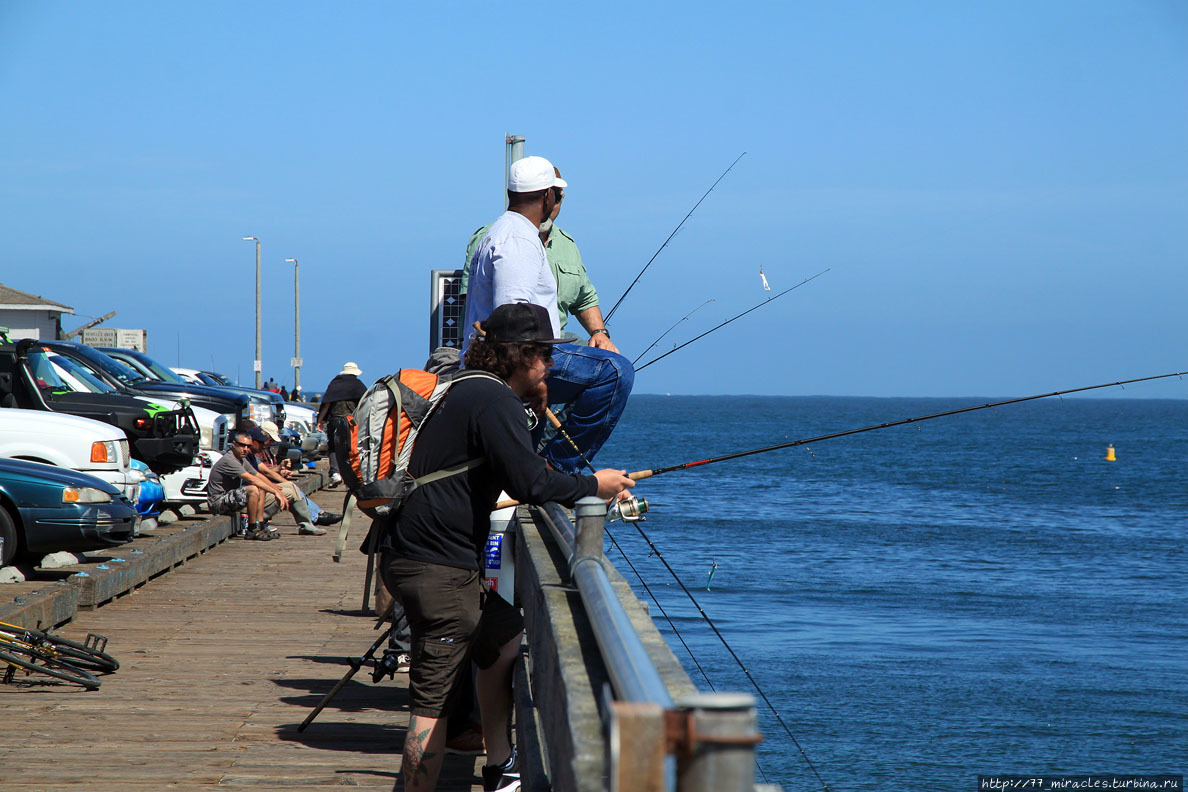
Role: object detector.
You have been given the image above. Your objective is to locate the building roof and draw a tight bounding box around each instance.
[0,283,74,313]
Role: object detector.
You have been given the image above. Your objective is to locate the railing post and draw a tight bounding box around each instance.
[672,693,761,792]
[570,496,607,577]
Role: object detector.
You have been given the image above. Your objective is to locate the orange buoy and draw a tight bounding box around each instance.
[1105,444,1116,462]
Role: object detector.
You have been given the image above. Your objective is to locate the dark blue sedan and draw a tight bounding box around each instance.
[0,458,137,566]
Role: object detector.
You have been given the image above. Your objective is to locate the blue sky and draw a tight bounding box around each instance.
[1,1,1184,398]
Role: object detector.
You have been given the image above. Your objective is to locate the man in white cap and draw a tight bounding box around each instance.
[317,362,367,486]
[461,157,634,475]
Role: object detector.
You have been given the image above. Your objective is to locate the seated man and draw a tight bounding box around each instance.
[462,158,633,474]
[257,421,341,527]
[206,431,283,541]
[243,427,327,537]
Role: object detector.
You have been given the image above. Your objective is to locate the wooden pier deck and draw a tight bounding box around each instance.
[0,484,485,791]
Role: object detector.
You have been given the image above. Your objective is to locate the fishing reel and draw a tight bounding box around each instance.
[606,492,649,523]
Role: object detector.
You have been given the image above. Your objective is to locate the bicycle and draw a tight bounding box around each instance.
[0,621,119,690]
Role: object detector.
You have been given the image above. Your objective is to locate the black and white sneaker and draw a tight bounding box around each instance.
[481,747,520,792]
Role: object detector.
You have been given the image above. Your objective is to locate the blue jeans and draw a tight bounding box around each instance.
[303,492,322,520]
[535,343,634,475]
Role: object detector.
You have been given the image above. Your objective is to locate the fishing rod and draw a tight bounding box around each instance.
[632,298,716,366]
[604,152,746,322]
[633,268,830,373]
[629,371,1187,478]
[502,370,1187,509]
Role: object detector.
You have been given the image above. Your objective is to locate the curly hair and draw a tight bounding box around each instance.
[464,339,549,380]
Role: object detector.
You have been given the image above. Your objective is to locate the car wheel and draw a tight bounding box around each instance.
[0,506,18,567]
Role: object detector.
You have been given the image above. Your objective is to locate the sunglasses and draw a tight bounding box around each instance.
[233,441,252,449]
[532,344,555,361]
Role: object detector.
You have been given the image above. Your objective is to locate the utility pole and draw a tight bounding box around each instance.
[243,236,262,388]
[285,258,301,396]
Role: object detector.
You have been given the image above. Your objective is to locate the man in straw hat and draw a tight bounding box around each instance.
[316,361,366,486]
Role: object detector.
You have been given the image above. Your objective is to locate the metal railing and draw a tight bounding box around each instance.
[534,498,765,792]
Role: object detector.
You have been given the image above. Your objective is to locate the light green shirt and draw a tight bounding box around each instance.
[462,224,599,335]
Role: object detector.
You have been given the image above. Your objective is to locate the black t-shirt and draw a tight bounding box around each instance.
[380,375,598,570]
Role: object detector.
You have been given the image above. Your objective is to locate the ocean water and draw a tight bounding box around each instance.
[597,395,1187,790]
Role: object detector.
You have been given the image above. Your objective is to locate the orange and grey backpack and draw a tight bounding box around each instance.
[329,368,503,519]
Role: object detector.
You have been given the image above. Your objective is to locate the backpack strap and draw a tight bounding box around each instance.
[408,457,486,490]
[402,371,504,491]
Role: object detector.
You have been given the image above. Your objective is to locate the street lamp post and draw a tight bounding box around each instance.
[285,258,301,397]
[242,236,262,389]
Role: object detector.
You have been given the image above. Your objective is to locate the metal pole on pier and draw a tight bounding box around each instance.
[505,134,525,209]
[242,236,263,389]
[285,258,301,396]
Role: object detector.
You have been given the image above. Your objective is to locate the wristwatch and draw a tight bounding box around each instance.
[590,328,610,339]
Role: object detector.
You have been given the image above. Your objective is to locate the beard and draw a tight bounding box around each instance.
[538,217,554,236]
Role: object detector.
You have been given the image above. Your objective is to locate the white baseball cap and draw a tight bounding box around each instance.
[508,156,568,193]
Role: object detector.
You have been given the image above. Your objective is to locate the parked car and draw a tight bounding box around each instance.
[0,407,142,505]
[49,353,231,454]
[45,354,224,508]
[40,340,259,432]
[130,459,164,529]
[0,458,137,566]
[0,340,198,475]
[98,347,286,427]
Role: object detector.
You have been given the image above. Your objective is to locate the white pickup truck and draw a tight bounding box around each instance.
[0,408,141,505]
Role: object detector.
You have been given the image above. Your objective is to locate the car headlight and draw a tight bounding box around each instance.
[249,404,271,423]
[199,423,213,450]
[63,486,113,504]
[90,440,118,463]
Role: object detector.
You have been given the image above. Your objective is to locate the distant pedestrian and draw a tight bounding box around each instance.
[316,362,366,487]
[280,385,289,401]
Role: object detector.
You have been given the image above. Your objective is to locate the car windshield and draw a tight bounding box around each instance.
[107,350,186,384]
[138,355,186,384]
[49,354,118,393]
[197,372,224,386]
[56,345,144,388]
[202,371,232,386]
[27,349,74,394]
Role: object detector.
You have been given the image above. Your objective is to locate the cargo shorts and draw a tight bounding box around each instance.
[379,555,524,719]
[207,486,281,518]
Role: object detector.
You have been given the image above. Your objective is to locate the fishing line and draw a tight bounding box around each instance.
[542,411,795,788]
[604,152,746,322]
[634,268,830,373]
[524,371,1184,789]
[632,298,716,366]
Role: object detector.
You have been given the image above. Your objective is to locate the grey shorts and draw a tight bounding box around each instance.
[207,486,281,518]
[207,487,249,515]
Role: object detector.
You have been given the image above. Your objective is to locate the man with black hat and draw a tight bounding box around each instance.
[379,302,633,792]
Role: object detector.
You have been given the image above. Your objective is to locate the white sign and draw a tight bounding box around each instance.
[81,328,146,351]
[253,360,262,373]
[290,357,303,368]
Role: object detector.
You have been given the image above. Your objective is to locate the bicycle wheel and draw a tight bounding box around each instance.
[0,624,119,673]
[0,646,101,689]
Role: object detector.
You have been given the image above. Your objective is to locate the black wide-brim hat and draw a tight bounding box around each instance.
[480,302,569,344]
